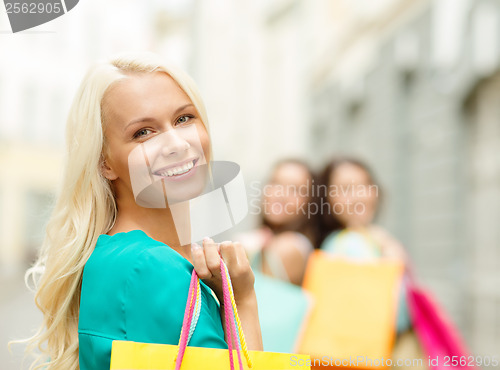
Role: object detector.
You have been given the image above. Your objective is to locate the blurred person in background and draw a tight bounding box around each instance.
[241,159,320,286]
[298,157,426,370]
[318,157,412,334]
[318,157,407,263]
[316,157,471,368]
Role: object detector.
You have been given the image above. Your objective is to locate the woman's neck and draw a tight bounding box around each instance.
[109,198,193,262]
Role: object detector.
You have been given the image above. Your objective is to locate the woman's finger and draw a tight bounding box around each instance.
[191,242,212,279]
[234,241,253,278]
[222,241,252,280]
[219,241,238,268]
[233,242,249,266]
[203,237,221,276]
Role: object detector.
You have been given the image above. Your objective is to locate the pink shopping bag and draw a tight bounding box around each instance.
[407,281,472,370]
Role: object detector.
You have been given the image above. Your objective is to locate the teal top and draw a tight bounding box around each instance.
[321,230,382,260]
[78,230,227,370]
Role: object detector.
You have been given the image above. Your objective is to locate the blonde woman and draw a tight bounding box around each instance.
[23,52,262,369]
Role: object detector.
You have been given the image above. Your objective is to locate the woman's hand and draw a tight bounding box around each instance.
[191,237,263,351]
[190,237,255,305]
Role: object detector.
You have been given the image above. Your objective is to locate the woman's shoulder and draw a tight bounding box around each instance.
[93,229,168,254]
[82,229,193,297]
[79,230,193,335]
[87,229,187,270]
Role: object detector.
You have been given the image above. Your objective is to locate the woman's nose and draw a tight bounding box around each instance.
[160,130,190,156]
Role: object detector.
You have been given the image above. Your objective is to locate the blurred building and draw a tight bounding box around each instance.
[190,0,311,176]
[307,0,500,356]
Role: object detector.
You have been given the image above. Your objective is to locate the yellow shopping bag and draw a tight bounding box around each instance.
[110,340,311,369]
[110,257,311,370]
[298,251,404,369]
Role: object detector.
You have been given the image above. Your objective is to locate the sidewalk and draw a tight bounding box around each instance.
[0,272,41,370]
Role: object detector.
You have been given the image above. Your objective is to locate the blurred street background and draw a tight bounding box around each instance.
[1,0,499,368]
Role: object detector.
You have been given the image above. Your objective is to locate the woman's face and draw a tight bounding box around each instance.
[262,163,311,228]
[102,72,210,207]
[327,163,378,228]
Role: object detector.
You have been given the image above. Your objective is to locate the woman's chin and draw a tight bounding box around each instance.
[162,172,209,204]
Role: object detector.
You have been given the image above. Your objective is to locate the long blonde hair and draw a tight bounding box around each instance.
[21,52,211,370]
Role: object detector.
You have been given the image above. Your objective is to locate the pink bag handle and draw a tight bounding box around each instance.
[221,259,244,370]
[174,269,199,369]
[175,257,252,370]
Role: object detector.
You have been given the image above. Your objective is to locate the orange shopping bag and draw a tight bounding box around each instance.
[110,258,311,370]
[298,251,404,369]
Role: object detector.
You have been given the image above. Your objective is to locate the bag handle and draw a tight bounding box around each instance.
[175,257,253,370]
[174,269,201,369]
[221,259,243,369]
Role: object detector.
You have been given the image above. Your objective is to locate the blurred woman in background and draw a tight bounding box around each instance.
[242,159,320,286]
[319,157,407,262]
[318,157,411,334]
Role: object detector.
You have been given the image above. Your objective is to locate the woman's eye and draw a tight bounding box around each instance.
[133,128,152,139]
[176,115,193,126]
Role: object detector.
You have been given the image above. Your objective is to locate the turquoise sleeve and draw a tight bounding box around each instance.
[124,248,190,344]
[124,247,228,348]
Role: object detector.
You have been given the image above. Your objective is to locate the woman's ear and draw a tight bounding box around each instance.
[100,157,118,181]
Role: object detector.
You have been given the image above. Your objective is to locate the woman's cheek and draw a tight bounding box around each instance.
[194,125,211,161]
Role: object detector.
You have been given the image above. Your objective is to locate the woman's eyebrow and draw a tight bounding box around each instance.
[124,117,157,131]
[124,103,195,131]
[173,103,195,116]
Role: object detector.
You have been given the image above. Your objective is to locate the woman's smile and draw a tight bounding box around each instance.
[154,158,199,180]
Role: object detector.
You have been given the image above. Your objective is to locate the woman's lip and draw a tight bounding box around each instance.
[153,158,198,176]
